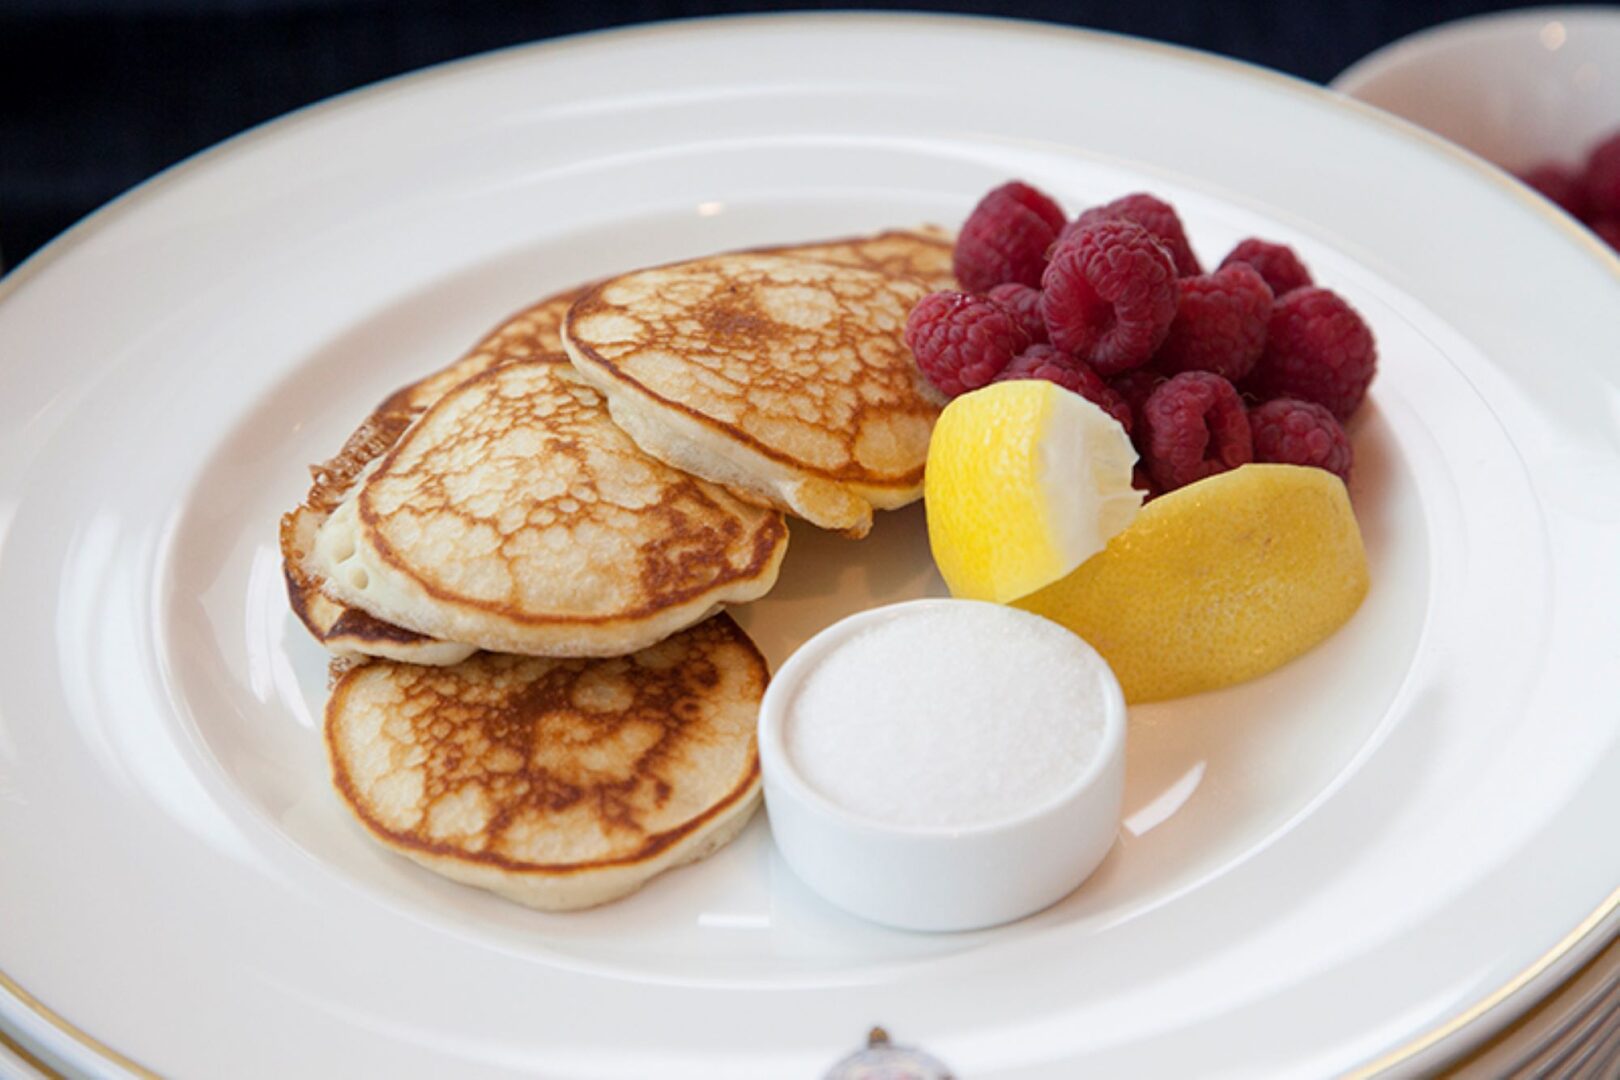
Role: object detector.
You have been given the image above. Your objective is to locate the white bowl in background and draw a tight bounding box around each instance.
[1332,7,1620,171]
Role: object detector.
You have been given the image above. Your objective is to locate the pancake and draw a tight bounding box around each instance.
[283,227,951,660]
[309,353,787,657]
[563,253,944,538]
[282,290,582,664]
[325,612,765,911]
[761,227,956,291]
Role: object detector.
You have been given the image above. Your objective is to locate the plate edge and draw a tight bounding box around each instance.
[0,969,153,1079]
[1,11,1618,1078]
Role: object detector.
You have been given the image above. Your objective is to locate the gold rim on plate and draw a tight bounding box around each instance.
[0,13,1616,1078]
[0,968,155,1078]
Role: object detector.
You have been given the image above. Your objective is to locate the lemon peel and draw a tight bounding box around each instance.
[1015,463,1369,703]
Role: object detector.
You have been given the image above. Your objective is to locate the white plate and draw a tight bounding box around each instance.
[2,14,1619,1079]
[1453,931,1620,1077]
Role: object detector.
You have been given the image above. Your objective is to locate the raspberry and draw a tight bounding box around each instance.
[1004,181,1068,232]
[1140,372,1253,492]
[1131,464,1160,500]
[1109,368,1166,456]
[1219,238,1314,297]
[953,181,1067,293]
[987,283,1049,344]
[1245,287,1377,421]
[1155,263,1272,382]
[904,291,1028,398]
[1040,220,1178,376]
[1108,368,1167,420]
[1250,398,1353,484]
[994,345,1133,433]
[1590,217,1620,253]
[1519,164,1590,220]
[1070,193,1202,277]
[1584,133,1620,218]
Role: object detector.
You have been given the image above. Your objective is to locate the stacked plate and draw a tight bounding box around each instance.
[2,14,1618,1078]
[1333,9,1620,1076]
[1450,932,1620,1076]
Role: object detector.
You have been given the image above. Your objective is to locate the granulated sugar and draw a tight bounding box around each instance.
[785,602,1110,829]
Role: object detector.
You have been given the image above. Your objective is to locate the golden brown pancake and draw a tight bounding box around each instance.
[757,227,956,291]
[563,253,944,538]
[308,355,787,657]
[284,228,953,659]
[324,612,766,910]
[282,289,583,664]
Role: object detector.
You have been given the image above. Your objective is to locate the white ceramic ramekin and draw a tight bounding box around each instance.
[757,599,1126,933]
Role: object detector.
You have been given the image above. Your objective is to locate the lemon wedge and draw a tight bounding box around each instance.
[1015,463,1369,703]
[925,380,1141,603]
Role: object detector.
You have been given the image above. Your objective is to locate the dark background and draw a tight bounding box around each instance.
[0,0,1572,269]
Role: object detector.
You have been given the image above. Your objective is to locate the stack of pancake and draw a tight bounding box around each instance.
[281,230,954,910]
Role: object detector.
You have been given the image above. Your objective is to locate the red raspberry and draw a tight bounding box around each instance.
[1140,372,1253,492]
[953,181,1068,293]
[1109,368,1166,457]
[1519,163,1590,220]
[1131,464,1160,500]
[1006,182,1068,232]
[1070,193,1202,277]
[1590,217,1620,253]
[987,282,1049,344]
[1246,287,1376,420]
[1250,398,1353,484]
[1108,369,1159,459]
[994,345,1133,433]
[904,291,1028,398]
[1108,368,1167,419]
[1155,263,1272,382]
[1584,133,1620,218]
[1040,221,1178,376]
[1218,238,1313,297]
